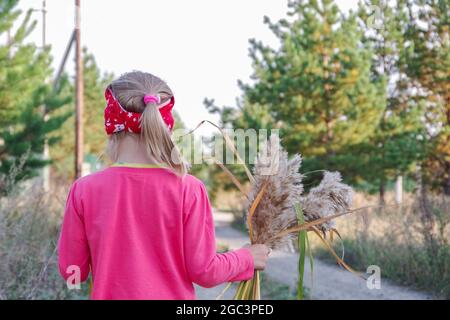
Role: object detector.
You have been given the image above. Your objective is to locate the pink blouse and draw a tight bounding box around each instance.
[57,165,254,299]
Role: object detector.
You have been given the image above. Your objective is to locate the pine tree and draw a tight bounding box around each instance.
[0,0,70,193]
[403,0,450,195]
[209,0,385,190]
[354,0,428,202]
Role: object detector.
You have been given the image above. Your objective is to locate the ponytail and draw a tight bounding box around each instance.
[140,98,187,176]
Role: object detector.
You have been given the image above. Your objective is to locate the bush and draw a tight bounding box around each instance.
[0,178,89,299]
[313,192,450,298]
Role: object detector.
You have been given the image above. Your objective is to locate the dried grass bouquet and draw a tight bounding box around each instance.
[184,122,368,300]
[229,134,358,299]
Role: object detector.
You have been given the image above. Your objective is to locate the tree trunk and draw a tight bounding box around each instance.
[395,175,403,204]
[415,165,437,254]
[379,179,386,205]
[443,162,450,196]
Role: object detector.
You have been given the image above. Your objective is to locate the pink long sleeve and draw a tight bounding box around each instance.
[182,180,254,288]
[58,182,91,283]
[57,166,254,299]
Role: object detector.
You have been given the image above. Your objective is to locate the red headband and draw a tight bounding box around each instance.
[104,87,175,135]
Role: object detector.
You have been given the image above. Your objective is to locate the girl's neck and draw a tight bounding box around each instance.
[115,134,159,165]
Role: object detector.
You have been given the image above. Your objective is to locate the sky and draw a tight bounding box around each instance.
[18,0,359,137]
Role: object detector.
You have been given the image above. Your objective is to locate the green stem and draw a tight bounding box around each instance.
[295,203,306,300]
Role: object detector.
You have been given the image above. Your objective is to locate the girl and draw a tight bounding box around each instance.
[57,71,270,300]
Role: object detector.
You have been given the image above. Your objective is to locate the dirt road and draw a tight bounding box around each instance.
[195,211,434,300]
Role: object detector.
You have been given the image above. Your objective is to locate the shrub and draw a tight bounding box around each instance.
[0,178,89,299]
[313,192,450,298]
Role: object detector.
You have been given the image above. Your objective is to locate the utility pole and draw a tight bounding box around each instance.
[41,0,50,191]
[42,0,46,48]
[31,0,50,191]
[31,1,46,49]
[75,0,84,179]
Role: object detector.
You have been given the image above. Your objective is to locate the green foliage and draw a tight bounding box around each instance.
[239,0,384,159]
[0,0,71,190]
[207,0,387,193]
[401,0,450,194]
[206,0,448,197]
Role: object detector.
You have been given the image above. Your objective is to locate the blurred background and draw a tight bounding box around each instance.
[0,0,448,299]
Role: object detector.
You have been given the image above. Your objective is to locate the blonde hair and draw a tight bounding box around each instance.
[105,71,188,176]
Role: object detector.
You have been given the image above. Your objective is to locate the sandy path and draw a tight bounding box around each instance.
[195,211,434,300]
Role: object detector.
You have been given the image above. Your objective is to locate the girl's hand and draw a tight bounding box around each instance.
[244,244,271,270]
